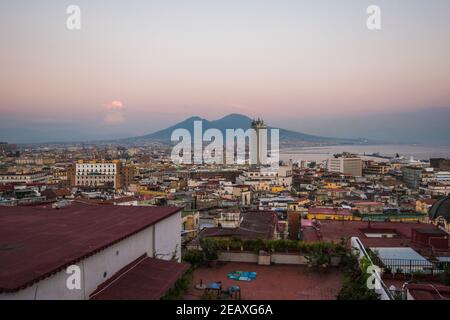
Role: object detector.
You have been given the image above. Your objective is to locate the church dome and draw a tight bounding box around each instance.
[429,194,450,222]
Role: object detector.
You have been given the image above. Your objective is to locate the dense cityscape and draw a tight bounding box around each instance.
[1,120,450,300]
[1,0,450,308]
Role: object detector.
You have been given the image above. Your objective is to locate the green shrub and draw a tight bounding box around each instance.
[242,239,266,253]
[161,270,193,300]
[304,243,334,269]
[337,273,380,300]
[200,237,349,257]
[182,250,205,268]
[215,239,230,251]
[200,238,219,261]
[229,237,243,251]
[272,239,289,252]
[337,253,380,300]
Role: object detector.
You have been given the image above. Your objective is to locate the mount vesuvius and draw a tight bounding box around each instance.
[123,114,370,146]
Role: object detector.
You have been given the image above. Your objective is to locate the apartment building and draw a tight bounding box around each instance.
[363,161,391,175]
[236,162,293,189]
[68,160,135,190]
[15,157,55,166]
[430,158,450,171]
[401,166,423,189]
[327,157,363,177]
[0,171,49,185]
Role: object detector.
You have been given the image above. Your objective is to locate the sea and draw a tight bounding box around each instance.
[280,144,450,163]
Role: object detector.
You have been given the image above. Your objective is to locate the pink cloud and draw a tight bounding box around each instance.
[103,100,124,110]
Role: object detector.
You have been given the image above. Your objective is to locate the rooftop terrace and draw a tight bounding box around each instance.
[185,262,343,300]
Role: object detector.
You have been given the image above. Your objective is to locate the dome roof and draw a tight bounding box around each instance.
[429,195,450,222]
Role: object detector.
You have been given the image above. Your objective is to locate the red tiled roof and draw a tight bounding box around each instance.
[422,199,438,205]
[0,203,182,293]
[90,254,190,300]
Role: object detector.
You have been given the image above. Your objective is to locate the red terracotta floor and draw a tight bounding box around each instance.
[185,262,343,300]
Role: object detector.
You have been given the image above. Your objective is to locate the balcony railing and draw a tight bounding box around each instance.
[375,258,450,275]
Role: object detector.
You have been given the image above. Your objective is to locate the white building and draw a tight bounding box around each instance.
[236,162,293,189]
[0,172,49,184]
[214,211,242,228]
[75,161,119,188]
[0,204,186,300]
[423,171,450,184]
[327,157,363,177]
[258,196,296,211]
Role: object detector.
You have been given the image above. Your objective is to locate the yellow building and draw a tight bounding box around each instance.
[255,181,270,191]
[270,186,285,193]
[324,182,341,189]
[307,208,357,221]
[132,184,167,196]
[415,199,437,215]
[182,211,200,241]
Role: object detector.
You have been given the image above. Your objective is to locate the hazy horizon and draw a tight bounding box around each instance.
[2,108,450,146]
[1,0,450,144]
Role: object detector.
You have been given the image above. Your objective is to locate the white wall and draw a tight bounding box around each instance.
[271,253,307,265]
[154,211,182,261]
[218,251,340,266]
[219,252,259,263]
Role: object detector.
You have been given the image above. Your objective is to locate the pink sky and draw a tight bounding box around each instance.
[1,0,450,136]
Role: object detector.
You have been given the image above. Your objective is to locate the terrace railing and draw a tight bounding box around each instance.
[378,258,450,276]
[351,237,394,300]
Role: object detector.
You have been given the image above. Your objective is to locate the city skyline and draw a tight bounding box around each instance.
[1,0,450,143]
[2,0,450,305]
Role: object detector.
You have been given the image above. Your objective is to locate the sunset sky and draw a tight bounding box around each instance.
[1,0,450,143]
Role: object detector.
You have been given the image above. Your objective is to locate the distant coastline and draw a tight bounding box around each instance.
[280,144,450,162]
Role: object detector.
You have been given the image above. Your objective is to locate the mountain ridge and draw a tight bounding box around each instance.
[126,113,369,145]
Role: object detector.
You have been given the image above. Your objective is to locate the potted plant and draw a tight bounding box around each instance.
[305,246,331,272]
[384,267,392,277]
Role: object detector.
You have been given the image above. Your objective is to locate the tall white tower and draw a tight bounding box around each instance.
[251,118,267,165]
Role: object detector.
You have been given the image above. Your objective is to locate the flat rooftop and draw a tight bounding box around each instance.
[185,262,342,300]
[0,203,182,292]
[194,211,277,242]
[303,220,448,250]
